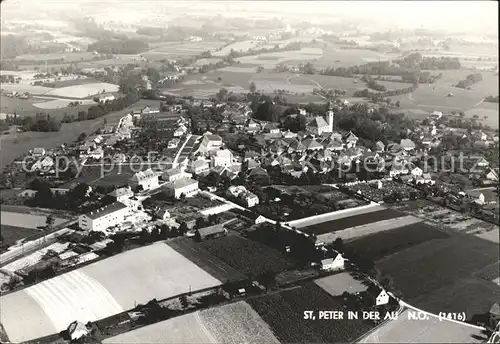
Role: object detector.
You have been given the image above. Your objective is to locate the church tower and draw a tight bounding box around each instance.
[327,104,334,133]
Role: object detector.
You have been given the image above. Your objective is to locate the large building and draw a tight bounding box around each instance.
[129,168,159,191]
[78,202,129,232]
[306,108,334,135]
[210,149,233,167]
[164,177,199,199]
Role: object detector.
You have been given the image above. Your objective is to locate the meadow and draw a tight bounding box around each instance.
[142,40,226,61]
[1,211,65,229]
[44,82,119,99]
[13,52,96,63]
[212,40,264,57]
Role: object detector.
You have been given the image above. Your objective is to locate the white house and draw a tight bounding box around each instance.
[211,149,233,167]
[255,215,267,225]
[108,187,134,203]
[78,202,129,232]
[174,124,188,137]
[227,185,247,198]
[129,168,159,191]
[32,147,46,157]
[161,168,192,182]
[400,139,416,151]
[416,173,435,185]
[320,252,345,271]
[389,163,409,177]
[87,147,104,160]
[98,94,115,103]
[243,192,259,207]
[375,289,390,306]
[477,157,490,167]
[165,177,199,199]
[168,138,181,149]
[198,134,223,153]
[31,156,54,172]
[186,159,210,174]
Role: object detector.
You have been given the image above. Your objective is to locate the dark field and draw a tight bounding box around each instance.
[0,224,40,248]
[475,261,500,282]
[377,233,499,319]
[247,283,374,343]
[166,237,246,282]
[198,235,299,277]
[345,223,450,261]
[304,209,404,235]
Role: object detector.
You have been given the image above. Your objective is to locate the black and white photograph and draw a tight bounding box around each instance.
[0,1,499,343]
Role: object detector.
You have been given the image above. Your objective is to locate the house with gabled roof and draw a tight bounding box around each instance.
[302,138,324,151]
[343,131,358,148]
[320,251,344,271]
[129,168,159,191]
[400,139,416,151]
[108,186,134,203]
[375,140,385,152]
[307,117,330,135]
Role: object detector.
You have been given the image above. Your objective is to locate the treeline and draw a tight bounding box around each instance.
[87,39,149,54]
[136,26,165,36]
[353,83,418,101]
[3,113,61,132]
[362,75,386,92]
[455,73,482,89]
[484,95,499,103]
[395,52,461,70]
[62,91,139,123]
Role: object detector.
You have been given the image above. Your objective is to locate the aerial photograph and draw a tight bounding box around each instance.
[0,0,498,343]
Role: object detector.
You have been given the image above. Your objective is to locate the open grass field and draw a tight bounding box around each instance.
[143,40,226,61]
[0,224,39,247]
[0,243,221,342]
[197,235,298,277]
[377,233,499,319]
[44,82,119,99]
[303,208,404,235]
[248,282,375,343]
[317,215,423,244]
[475,261,500,284]
[0,211,65,229]
[314,45,401,68]
[166,237,246,282]
[13,52,95,62]
[314,272,368,296]
[359,309,486,343]
[103,301,279,344]
[103,311,216,344]
[32,98,96,109]
[344,223,450,261]
[235,48,324,68]
[212,40,263,57]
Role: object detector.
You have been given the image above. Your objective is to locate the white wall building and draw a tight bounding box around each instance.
[320,252,345,271]
[165,177,199,199]
[211,149,233,167]
[129,168,159,191]
[78,202,129,232]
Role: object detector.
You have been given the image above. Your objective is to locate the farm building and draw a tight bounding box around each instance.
[129,168,159,191]
[196,224,227,240]
[164,178,199,199]
[161,168,192,182]
[186,159,210,174]
[78,202,129,232]
[320,252,344,271]
[197,133,223,153]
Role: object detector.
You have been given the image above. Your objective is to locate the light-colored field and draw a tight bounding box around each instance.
[200,301,280,344]
[212,40,263,57]
[0,243,221,342]
[235,48,323,68]
[0,83,53,94]
[103,311,215,344]
[192,58,223,66]
[315,272,368,296]
[317,215,422,243]
[0,211,65,229]
[32,98,96,109]
[14,52,95,62]
[359,309,484,343]
[44,82,119,98]
[104,301,279,344]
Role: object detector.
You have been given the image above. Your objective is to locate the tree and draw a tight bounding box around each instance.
[216,88,228,101]
[178,221,188,234]
[45,215,55,243]
[249,82,257,94]
[195,217,206,229]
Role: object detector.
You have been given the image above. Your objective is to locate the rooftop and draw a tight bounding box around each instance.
[85,202,128,220]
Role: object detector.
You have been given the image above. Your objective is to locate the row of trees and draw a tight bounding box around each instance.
[87,39,149,54]
[353,83,418,101]
[3,113,61,132]
[394,52,461,70]
[455,73,483,89]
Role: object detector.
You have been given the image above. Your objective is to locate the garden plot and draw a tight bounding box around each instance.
[44,82,119,98]
[0,211,65,229]
[2,242,69,273]
[359,309,485,343]
[315,272,368,296]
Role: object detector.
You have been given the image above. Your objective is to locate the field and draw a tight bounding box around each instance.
[13,52,96,62]
[475,261,500,284]
[0,211,65,229]
[235,48,324,68]
[344,223,450,261]
[167,237,246,282]
[212,40,263,57]
[44,82,119,99]
[302,208,404,235]
[0,224,39,247]
[314,45,401,68]
[103,301,279,344]
[142,40,226,61]
[195,235,298,277]
[0,243,221,342]
[314,272,368,296]
[247,283,374,343]
[359,309,486,343]
[377,233,499,319]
